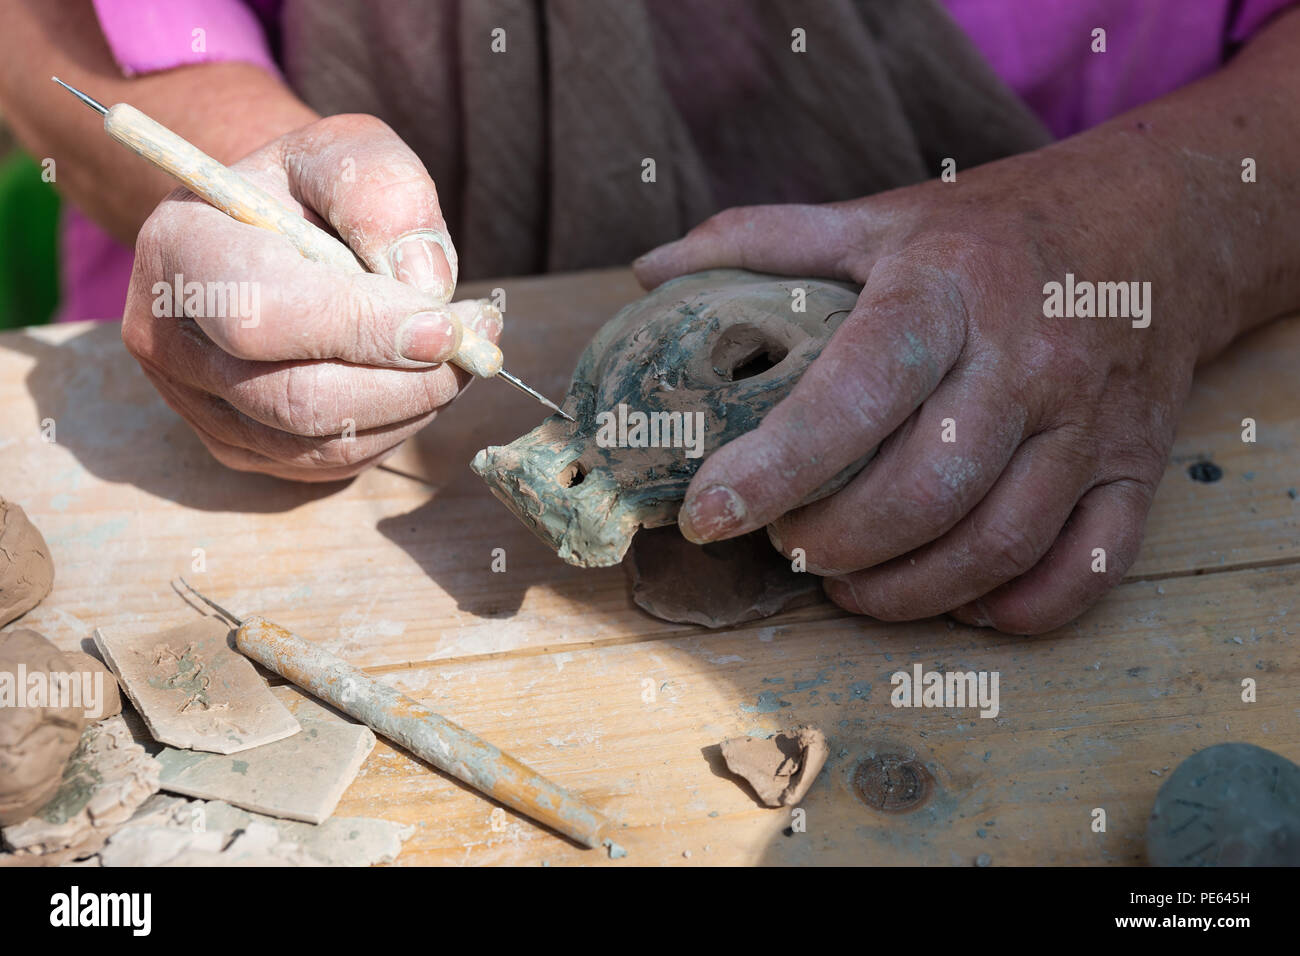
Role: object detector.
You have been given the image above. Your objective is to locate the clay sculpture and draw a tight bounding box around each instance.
[473,270,869,568]
[0,499,54,628]
[0,630,92,825]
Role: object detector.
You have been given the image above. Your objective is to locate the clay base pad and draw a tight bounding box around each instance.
[0,716,160,865]
[99,794,411,867]
[156,716,376,824]
[94,617,300,754]
[1147,742,1300,866]
[718,726,829,807]
[626,526,822,628]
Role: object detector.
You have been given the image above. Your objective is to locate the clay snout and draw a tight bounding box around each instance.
[471,427,643,568]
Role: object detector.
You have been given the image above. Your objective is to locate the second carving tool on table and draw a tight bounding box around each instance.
[51,76,573,422]
[175,578,613,850]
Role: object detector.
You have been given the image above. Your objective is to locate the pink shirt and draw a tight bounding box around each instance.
[61,0,1296,322]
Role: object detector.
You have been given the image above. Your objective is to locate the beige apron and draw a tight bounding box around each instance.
[280,0,1049,279]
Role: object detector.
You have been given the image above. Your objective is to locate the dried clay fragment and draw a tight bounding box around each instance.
[719,725,830,808]
[0,499,55,628]
[0,715,159,865]
[0,630,89,825]
[94,616,299,754]
[100,794,412,867]
[473,270,874,568]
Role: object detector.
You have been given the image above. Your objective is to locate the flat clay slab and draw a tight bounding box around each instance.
[155,716,376,824]
[94,616,300,754]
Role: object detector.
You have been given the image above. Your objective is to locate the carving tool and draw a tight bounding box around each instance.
[173,578,613,850]
[52,76,573,422]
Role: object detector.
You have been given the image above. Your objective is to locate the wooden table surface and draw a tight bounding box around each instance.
[1,267,1296,866]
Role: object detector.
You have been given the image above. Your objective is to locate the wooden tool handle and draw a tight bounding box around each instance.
[105,103,502,377]
[235,615,611,849]
[106,104,364,274]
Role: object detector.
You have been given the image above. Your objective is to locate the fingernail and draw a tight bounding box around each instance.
[969,599,993,628]
[397,310,460,363]
[466,301,503,340]
[679,484,746,543]
[389,234,454,302]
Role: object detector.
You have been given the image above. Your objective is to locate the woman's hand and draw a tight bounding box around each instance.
[123,114,499,482]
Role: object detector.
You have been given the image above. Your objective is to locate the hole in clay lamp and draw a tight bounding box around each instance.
[559,460,588,488]
[710,324,789,381]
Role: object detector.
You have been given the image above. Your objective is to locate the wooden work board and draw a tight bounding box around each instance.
[0,267,1296,866]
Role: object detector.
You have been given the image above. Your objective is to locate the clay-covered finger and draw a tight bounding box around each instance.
[768,364,1033,573]
[140,368,432,479]
[277,114,458,300]
[678,253,967,544]
[634,202,870,290]
[822,427,1094,619]
[947,478,1157,635]
[132,198,497,368]
[124,311,460,437]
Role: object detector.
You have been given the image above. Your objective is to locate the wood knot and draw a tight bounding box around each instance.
[852,753,934,813]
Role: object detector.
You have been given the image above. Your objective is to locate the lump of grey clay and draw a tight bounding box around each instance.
[0,630,89,825]
[1147,742,1300,866]
[0,499,54,628]
[473,270,873,568]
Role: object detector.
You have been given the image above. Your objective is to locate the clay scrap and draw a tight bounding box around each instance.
[0,630,98,825]
[626,526,822,627]
[94,616,300,754]
[718,726,829,808]
[155,715,375,824]
[100,794,412,867]
[1,715,160,865]
[106,816,321,867]
[472,270,872,568]
[0,498,55,628]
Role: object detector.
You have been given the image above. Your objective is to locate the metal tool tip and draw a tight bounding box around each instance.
[172,576,245,625]
[51,76,108,115]
[497,369,576,423]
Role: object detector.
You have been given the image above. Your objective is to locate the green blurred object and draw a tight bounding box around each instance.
[0,151,61,328]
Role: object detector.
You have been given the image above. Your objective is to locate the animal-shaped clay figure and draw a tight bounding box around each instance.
[472,269,873,567]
